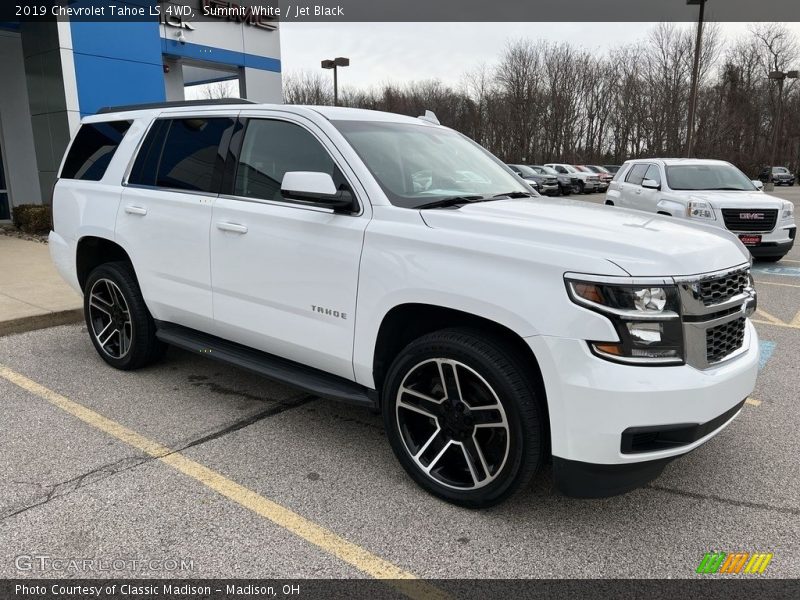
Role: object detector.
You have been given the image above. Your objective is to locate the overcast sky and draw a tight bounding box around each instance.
[279,22,800,90]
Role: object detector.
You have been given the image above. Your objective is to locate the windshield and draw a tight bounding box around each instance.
[666,164,757,191]
[590,165,610,173]
[511,165,538,177]
[532,165,557,175]
[774,167,788,174]
[332,120,530,208]
[561,165,578,173]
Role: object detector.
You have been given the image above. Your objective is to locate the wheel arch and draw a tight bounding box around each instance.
[76,236,135,290]
[372,303,550,450]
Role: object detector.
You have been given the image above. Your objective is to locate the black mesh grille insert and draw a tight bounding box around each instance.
[706,317,746,364]
[721,208,778,232]
[697,269,749,306]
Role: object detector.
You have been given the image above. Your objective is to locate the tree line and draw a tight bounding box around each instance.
[282,23,800,176]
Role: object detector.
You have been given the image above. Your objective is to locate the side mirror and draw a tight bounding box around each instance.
[642,178,660,190]
[752,180,764,191]
[281,171,355,212]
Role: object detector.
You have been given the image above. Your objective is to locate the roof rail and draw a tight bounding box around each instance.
[97,98,257,114]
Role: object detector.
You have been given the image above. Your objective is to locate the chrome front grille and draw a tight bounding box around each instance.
[706,317,746,364]
[696,269,749,306]
[676,265,755,369]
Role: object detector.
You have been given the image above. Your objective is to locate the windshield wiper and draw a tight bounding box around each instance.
[416,195,485,210]
[492,191,537,198]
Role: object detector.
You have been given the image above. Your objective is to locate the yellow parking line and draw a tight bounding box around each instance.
[0,364,448,600]
[745,398,762,407]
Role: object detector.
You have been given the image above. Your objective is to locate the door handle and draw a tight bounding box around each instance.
[216,221,248,234]
[124,205,147,216]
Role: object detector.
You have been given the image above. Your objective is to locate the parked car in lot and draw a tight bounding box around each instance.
[529,164,577,196]
[586,165,615,187]
[508,164,559,196]
[603,165,621,174]
[51,103,759,507]
[544,163,599,194]
[758,166,796,186]
[575,165,609,192]
[607,158,796,261]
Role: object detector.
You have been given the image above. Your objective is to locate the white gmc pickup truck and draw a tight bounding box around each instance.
[50,101,759,507]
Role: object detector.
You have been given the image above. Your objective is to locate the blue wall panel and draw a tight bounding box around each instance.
[70,14,165,116]
[162,39,281,73]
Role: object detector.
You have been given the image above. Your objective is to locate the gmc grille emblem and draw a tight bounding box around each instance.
[739,213,764,220]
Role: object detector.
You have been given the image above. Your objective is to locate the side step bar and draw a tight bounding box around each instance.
[155,322,377,410]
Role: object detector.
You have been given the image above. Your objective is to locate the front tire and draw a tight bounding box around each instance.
[382,328,545,508]
[84,262,165,370]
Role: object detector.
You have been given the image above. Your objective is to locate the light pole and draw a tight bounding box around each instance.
[686,0,706,157]
[321,57,350,106]
[765,69,799,191]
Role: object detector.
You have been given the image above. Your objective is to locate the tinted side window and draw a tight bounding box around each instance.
[625,164,649,185]
[235,119,343,203]
[128,119,169,187]
[644,164,661,185]
[156,118,234,192]
[61,121,131,181]
[611,165,628,182]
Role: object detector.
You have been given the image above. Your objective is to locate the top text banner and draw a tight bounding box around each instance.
[5,0,800,22]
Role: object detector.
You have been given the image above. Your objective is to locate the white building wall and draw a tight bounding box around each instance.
[0,31,42,207]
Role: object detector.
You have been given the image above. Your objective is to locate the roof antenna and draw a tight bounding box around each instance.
[418,110,440,125]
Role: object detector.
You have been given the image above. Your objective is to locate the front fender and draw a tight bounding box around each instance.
[656,198,685,216]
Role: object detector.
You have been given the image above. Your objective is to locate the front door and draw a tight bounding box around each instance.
[210,114,370,379]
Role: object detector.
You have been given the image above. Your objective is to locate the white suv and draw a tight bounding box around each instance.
[606,158,796,262]
[50,102,759,507]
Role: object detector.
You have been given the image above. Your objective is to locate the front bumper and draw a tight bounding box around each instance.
[740,225,796,258]
[540,183,559,195]
[527,321,759,493]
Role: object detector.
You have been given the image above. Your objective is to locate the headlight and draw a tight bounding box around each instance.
[782,201,794,220]
[566,277,684,365]
[687,200,715,220]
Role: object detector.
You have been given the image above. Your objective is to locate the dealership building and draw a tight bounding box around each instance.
[0,1,282,220]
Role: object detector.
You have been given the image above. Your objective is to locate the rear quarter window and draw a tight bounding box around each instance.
[60,121,132,181]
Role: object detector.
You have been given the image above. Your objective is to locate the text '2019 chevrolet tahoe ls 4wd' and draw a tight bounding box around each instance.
[50,103,759,507]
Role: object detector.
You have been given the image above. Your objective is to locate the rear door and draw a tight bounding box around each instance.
[117,114,236,331]
[209,112,370,379]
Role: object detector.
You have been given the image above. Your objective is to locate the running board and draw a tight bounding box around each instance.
[155,322,377,409]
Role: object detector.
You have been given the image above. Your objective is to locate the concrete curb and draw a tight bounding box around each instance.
[0,309,83,338]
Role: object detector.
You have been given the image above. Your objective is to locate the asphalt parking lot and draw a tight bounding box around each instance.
[1,188,799,584]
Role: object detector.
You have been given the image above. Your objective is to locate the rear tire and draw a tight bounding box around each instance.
[560,185,571,196]
[382,328,545,508]
[605,200,614,206]
[575,182,584,194]
[83,262,166,370]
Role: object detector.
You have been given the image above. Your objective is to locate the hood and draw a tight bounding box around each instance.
[420,198,750,277]
[678,190,785,209]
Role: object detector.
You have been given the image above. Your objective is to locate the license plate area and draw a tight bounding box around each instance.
[739,234,762,246]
